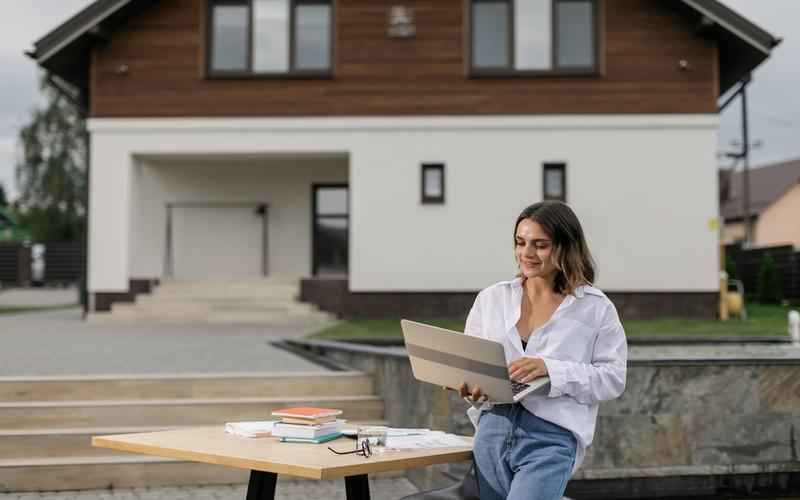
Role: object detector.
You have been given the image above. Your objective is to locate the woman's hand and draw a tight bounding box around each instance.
[508,357,548,384]
[458,382,485,403]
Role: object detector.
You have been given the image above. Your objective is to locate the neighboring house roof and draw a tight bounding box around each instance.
[720,158,800,220]
[28,0,781,96]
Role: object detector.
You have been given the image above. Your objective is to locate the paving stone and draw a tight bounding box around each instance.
[0,479,418,500]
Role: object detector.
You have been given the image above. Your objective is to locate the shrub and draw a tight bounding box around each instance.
[756,255,783,304]
[725,255,737,280]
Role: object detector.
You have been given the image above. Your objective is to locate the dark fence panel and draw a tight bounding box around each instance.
[0,243,31,287]
[726,243,800,300]
[44,241,84,284]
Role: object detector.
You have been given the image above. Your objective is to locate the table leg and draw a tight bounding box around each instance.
[344,474,371,500]
[246,470,277,500]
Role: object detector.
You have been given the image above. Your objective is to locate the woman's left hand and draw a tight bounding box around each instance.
[508,357,548,384]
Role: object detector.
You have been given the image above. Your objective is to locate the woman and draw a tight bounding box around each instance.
[460,201,627,500]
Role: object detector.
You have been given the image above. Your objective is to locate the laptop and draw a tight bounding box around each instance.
[400,319,550,403]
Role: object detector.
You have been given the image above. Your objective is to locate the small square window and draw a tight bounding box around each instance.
[421,164,445,204]
[543,163,566,201]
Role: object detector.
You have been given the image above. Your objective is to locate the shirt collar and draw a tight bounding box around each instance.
[506,277,588,337]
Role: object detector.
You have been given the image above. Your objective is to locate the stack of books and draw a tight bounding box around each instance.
[271,407,344,444]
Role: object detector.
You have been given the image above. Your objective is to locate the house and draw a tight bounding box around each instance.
[29,0,779,320]
[720,158,800,248]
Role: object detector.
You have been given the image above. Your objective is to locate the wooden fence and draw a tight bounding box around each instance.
[0,243,32,287]
[725,243,800,300]
[43,241,84,284]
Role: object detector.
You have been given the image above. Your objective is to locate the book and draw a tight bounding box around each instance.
[279,415,338,426]
[279,432,342,444]
[224,421,276,438]
[272,420,344,439]
[271,407,343,420]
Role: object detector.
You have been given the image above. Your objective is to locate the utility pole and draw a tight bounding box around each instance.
[740,82,752,247]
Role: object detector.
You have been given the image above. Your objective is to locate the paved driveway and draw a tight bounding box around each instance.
[0,308,329,376]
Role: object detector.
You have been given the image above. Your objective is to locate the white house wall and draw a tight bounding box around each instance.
[88,115,720,293]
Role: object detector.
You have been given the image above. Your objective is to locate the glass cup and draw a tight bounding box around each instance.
[356,426,388,448]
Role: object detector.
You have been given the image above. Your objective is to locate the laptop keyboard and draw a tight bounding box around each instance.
[510,380,530,395]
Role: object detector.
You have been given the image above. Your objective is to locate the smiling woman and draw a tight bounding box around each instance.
[458,200,628,500]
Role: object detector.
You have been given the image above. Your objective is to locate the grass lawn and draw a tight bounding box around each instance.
[313,303,797,340]
[0,304,78,315]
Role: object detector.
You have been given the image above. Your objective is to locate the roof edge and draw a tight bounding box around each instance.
[681,0,781,54]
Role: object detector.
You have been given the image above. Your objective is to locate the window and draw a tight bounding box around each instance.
[471,0,596,75]
[543,163,566,201]
[421,164,445,204]
[208,0,332,76]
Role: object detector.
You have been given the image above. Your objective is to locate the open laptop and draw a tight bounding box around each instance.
[400,319,550,403]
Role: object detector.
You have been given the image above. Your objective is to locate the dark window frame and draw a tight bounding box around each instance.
[421,163,446,205]
[311,183,349,277]
[542,162,566,202]
[206,0,334,79]
[470,0,598,78]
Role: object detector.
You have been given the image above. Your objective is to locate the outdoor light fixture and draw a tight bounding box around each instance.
[115,64,129,75]
[388,6,415,38]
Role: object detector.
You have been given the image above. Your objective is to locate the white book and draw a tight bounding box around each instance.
[272,420,344,439]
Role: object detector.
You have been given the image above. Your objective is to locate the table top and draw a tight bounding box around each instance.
[93,426,473,480]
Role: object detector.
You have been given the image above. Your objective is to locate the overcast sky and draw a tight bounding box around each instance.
[1,1,797,199]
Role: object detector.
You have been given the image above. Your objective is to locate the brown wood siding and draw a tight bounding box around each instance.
[90,0,717,117]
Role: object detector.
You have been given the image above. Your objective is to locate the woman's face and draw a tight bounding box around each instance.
[515,218,557,281]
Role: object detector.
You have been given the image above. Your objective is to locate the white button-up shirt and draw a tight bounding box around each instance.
[464,277,628,472]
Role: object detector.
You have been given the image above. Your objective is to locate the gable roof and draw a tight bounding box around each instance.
[720,159,800,220]
[29,0,781,96]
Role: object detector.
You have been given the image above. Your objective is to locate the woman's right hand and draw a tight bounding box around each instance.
[458,382,484,403]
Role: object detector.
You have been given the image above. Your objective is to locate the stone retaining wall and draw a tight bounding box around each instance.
[288,339,800,498]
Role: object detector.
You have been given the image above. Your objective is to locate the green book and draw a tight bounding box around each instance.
[279,432,342,444]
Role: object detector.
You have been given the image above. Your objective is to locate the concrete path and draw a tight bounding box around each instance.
[0,287,78,308]
[0,308,329,376]
[0,478,419,500]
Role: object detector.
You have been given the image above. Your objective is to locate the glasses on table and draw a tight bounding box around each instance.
[328,439,372,458]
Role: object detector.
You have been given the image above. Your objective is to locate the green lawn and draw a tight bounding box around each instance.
[0,304,78,315]
[313,303,796,340]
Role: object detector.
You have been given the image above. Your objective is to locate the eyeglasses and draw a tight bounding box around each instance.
[328,439,372,458]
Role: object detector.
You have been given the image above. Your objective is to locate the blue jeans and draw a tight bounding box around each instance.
[473,404,577,500]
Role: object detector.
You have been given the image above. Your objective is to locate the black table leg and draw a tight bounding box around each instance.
[345,474,371,500]
[246,470,278,500]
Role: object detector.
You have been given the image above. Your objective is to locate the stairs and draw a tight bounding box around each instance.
[88,279,336,325]
[0,372,384,492]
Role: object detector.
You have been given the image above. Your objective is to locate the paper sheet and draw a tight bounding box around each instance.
[385,431,471,450]
[224,420,277,438]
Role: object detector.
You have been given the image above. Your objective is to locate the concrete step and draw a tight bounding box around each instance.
[90,308,336,326]
[0,396,384,429]
[0,455,249,492]
[135,295,315,310]
[123,300,318,315]
[0,420,390,460]
[0,372,374,402]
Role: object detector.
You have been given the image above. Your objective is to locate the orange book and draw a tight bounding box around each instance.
[271,407,343,420]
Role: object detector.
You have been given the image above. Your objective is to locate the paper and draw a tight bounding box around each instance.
[385,431,470,450]
[224,420,276,438]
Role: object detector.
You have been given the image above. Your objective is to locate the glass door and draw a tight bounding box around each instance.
[312,185,348,276]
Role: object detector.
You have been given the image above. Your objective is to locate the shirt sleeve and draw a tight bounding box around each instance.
[540,302,628,405]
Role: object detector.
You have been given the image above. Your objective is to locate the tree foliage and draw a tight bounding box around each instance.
[15,76,86,241]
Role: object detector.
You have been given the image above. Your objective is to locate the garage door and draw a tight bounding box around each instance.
[171,205,265,280]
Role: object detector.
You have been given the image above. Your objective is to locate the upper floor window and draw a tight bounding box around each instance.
[208,0,332,77]
[471,0,597,75]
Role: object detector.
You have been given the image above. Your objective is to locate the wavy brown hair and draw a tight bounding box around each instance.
[514,201,596,296]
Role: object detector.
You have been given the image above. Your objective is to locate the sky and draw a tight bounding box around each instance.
[0,1,798,199]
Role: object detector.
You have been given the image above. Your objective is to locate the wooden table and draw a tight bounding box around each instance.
[93,427,473,500]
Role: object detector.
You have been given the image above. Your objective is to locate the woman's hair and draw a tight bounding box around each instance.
[514,201,596,295]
